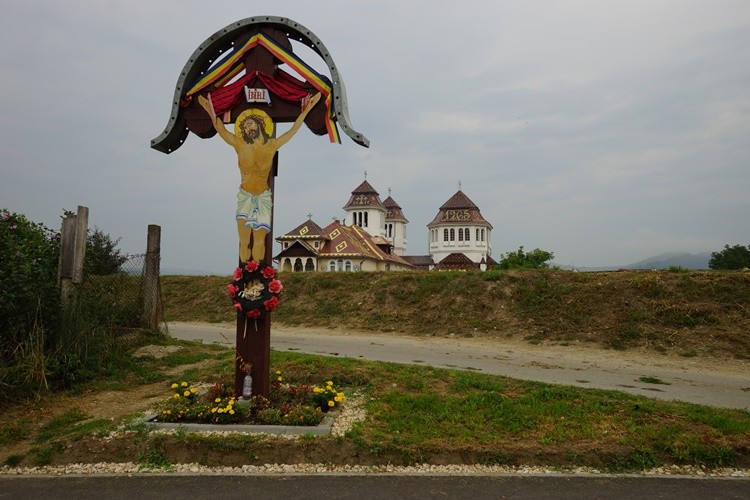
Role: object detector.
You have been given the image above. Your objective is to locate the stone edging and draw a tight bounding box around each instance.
[139,412,336,436]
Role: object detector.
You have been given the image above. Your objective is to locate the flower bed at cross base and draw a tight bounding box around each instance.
[153,372,346,427]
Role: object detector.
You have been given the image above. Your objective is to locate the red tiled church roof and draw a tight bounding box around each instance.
[277,219,326,240]
[439,190,479,210]
[383,195,408,223]
[433,252,479,270]
[319,221,412,268]
[428,190,492,229]
[343,181,386,211]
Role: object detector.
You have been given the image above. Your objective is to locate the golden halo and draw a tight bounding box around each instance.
[235,108,275,139]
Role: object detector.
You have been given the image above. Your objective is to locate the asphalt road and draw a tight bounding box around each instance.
[168,322,750,410]
[1,474,748,499]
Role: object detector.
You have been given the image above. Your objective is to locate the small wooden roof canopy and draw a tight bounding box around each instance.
[151,16,369,153]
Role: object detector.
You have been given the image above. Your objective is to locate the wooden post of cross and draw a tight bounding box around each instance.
[233,154,278,399]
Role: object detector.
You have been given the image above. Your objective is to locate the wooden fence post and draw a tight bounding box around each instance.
[58,206,88,306]
[141,224,163,331]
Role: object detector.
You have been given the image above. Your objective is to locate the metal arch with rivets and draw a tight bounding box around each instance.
[150,15,370,154]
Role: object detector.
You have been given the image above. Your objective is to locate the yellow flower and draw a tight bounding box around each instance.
[181,381,188,387]
[229,410,235,415]
[328,400,335,407]
[277,376,283,381]
[326,381,333,386]
[215,398,221,403]
[211,408,217,413]
[170,383,178,389]
[190,387,197,393]
[275,371,281,375]
[173,393,180,399]
[166,410,171,415]
[183,391,190,397]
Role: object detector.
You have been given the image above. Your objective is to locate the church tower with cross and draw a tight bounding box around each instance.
[383,189,408,256]
[342,174,387,239]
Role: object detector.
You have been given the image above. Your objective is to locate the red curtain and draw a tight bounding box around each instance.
[209,70,309,115]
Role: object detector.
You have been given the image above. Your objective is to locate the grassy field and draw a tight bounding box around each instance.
[0,341,747,471]
[1,269,748,472]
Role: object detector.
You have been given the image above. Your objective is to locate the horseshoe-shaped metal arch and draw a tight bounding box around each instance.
[150,15,369,154]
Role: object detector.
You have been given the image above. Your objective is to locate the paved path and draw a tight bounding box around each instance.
[168,322,749,410]
[1,474,748,499]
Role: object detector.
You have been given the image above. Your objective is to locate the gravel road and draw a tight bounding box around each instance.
[168,322,749,410]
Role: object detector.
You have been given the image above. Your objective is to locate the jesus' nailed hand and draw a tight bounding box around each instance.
[197,92,322,264]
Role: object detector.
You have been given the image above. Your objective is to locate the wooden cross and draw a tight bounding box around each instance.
[183,28,328,399]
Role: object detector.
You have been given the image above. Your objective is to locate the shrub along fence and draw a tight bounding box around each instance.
[0,208,164,401]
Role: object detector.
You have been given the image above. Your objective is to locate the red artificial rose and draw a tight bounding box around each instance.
[246,309,261,319]
[233,301,242,312]
[244,260,259,272]
[233,267,243,280]
[268,279,283,294]
[261,266,276,279]
[263,296,279,312]
[227,284,238,298]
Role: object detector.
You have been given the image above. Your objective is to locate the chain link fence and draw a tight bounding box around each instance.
[78,252,165,334]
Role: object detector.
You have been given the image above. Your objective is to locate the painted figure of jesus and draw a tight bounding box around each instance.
[198,93,321,263]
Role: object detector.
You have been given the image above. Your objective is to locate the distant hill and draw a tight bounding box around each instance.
[161,267,225,276]
[554,251,712,271]
[622,251,711,270]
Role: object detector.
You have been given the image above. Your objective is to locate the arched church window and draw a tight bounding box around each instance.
[337,259,344,271]
[443,228,449,241]
[328,261,336,272]
[294,258,303,272]
[305,258,315,271]
[345,261,352,271]
[458,228,464,242]
[450,228,455,241]
[364,212,368,228]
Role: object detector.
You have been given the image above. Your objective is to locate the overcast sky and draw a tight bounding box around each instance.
[2,0,748,273]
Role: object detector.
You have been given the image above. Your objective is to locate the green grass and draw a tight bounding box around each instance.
[33,409,114,444]
[265,352,749,470]
[3,339,749,472]
[0,422,31,445]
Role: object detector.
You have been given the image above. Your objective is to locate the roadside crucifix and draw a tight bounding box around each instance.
[151,16,369,398]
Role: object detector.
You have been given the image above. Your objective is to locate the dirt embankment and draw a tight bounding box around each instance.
[163,270,750,360]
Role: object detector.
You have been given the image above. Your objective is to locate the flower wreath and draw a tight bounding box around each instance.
[228,260,283,319]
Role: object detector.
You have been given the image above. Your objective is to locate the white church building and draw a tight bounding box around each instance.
[275,180,494,272]
[423,189,494,271]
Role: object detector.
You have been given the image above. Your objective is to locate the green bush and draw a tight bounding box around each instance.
[496,246,556,270]
[0,209,61,395]
[709,244,750,270]
[0,209,60,342]
[0,209,146,400]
